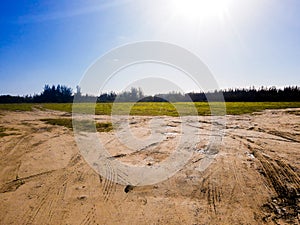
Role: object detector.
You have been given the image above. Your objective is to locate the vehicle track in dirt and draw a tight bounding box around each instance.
[0,108,299,224]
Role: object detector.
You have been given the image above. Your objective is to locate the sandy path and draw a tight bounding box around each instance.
[0,108,299,224]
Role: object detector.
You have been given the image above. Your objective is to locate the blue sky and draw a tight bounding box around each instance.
[0,0,299,95]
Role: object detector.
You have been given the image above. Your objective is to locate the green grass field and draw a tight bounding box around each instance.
[0,102,300,116]
[0,103,34,111]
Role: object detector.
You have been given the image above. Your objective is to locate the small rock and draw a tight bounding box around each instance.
[35,184,43,188]
[77,195,87,200]
[75,185,86,190]
[124,185,134,193]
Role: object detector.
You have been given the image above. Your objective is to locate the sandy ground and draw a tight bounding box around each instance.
[0,108,299,225]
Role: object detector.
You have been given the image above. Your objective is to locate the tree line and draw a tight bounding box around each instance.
[0,85,73,103]
[0,85,299,103]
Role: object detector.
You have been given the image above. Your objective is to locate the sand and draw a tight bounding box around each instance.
[0,108,299,224]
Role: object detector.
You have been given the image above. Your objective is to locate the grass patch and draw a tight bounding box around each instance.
[0,126,19,137]
[40,118,73,129]
[224,102,300,115]
[2,102,300,116]
[40,102,300,116]
[95,122,114,132]
[0,103,33,111]
[41,103,73,113]
[0,126,8,137]
[40,118,113,132]
[0,126,5,132]
[286,110,300,116]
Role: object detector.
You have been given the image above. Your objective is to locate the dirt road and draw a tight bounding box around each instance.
[0,108,299,224]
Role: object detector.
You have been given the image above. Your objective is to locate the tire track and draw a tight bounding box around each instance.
[218,134,271,223]
[22,169,69,225]
[253,150,300,223]
[199,170,222,216]
[0,170,55,193]
[229,129,300,223]
[79,205,96,225]
[101,161,117,202]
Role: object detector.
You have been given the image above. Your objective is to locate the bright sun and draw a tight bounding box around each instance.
[170,0,231,21]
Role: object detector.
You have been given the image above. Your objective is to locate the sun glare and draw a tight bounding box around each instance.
[170,0,231,21]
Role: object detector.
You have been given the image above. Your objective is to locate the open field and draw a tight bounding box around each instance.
[1,102,300,116]
[0,103,34,111]
[0,105,299,224]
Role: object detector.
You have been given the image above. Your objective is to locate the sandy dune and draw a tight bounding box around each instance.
[0,108,299,224]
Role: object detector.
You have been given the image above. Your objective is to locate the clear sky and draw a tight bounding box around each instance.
[0,0,299,95]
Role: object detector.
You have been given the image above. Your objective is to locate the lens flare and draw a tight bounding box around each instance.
[170,0,231,21]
